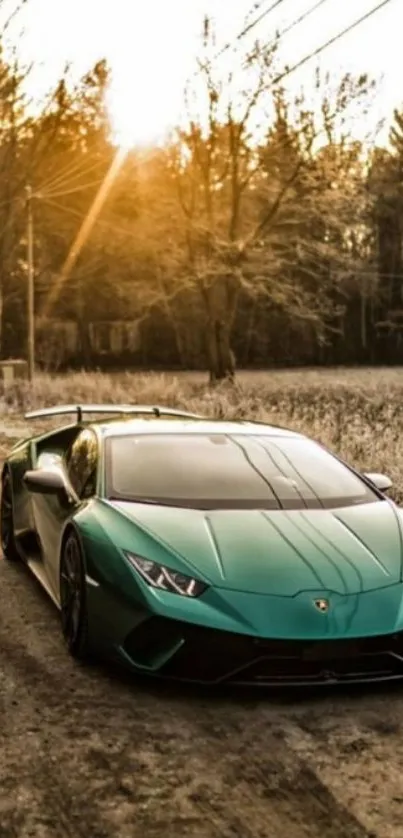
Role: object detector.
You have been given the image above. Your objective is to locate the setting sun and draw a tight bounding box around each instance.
[105,69,176,150]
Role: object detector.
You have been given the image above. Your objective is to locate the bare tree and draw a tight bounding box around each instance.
[144,24,375,381]
[147,19,317,381]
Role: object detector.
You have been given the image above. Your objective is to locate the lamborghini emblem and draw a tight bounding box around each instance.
[314,598,329,613]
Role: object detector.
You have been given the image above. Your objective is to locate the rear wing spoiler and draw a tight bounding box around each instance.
[24,404,204,423]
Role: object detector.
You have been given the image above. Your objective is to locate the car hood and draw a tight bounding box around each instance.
[108,499,403,597]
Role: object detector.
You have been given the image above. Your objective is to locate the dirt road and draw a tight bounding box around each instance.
[0,420,402,838]
[1,555,403,838]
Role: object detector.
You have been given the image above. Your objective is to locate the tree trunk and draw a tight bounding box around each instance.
[77,319,93,368]
[206,319,235,383]
[0,280,24,359]
[76,290,93,368]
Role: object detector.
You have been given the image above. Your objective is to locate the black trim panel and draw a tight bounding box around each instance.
[123,617,403,686]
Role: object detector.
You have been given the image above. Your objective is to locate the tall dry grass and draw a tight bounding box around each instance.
[0,366,402,500]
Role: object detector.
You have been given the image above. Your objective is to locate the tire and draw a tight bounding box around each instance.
[60,531,91,660]
[1,470,19,561]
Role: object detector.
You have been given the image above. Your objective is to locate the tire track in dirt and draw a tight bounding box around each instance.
[282,700,403,838]
[0,556,394,837]
[181,706,375,838]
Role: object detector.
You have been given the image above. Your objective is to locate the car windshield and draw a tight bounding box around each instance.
[105,433,378,510]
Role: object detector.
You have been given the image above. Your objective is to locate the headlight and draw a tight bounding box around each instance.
[125,552,208,598]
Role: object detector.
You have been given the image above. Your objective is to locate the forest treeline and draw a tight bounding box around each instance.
[0,18,403,379]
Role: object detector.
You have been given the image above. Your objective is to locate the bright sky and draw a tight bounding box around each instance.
[2,0,401,147]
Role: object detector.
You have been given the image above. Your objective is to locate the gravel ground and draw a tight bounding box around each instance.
[1,426,403,838]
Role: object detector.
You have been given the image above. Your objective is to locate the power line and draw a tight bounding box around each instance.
[189,0,291,81]
[188,0,329,94]
[272,0,394,86]
[237,0,332,71]
[275,0,331,43]
[40,195,141,240]
[37,152,106,197]
[39,179,105,200]
[213,0,290,61]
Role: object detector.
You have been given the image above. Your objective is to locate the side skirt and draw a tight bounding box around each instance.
[14,532,60,611]
[25,556,60,609]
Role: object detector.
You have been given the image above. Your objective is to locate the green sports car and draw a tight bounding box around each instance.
[1,402,402,686]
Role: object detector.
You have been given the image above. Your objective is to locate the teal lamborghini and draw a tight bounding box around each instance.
[1,403,401,686]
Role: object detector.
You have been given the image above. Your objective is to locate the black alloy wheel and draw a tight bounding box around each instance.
[60,531,90,660]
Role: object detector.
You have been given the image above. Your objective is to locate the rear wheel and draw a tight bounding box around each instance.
[60,531,90,660]
[1,471,19,561]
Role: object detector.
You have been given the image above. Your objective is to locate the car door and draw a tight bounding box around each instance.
[33,428,98,597]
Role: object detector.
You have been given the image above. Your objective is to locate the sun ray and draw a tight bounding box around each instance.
[38,147,127,325]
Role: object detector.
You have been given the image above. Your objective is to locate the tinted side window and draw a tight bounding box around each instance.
[66,429,98,499]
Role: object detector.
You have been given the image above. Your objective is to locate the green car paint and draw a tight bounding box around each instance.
[106,500,402,595]
[79,498,403,647]
[2,405,403,686]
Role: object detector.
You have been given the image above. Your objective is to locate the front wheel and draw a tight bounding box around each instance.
[60,531,90,660]
[1,471,19,561]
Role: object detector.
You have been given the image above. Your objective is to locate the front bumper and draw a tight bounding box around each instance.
[85,561,403,686]
[119,615,403,686]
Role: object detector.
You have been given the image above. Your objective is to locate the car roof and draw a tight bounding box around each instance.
[93,418,305,439]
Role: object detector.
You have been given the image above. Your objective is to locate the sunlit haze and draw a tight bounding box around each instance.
[3,0,400,147]
[105,75,173,150]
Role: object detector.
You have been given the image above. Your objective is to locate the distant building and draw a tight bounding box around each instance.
[36,319,141,367]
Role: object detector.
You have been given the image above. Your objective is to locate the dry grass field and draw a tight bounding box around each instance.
[1,366,403,838]
[1,365,401,496]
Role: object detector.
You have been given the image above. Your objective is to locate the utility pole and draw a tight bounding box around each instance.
[26,184,35,382]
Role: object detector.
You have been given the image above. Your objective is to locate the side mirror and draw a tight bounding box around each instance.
[23,468,69,497]
[364,472,393,493]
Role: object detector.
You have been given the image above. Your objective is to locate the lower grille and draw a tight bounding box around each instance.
[242,653,399,684]
[123,617,403,685]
